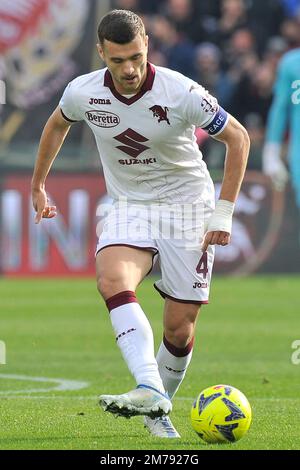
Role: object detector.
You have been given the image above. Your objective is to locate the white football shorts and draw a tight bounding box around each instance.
[96,200,215,304]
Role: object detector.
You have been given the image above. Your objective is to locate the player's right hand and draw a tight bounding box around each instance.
[32,187,57,224]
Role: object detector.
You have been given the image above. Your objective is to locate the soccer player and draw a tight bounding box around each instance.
[262,47,300,243]
[31,10,250,438]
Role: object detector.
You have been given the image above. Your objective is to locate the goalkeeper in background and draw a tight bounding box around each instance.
[262,47,300,243]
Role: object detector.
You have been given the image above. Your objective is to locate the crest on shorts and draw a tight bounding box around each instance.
[149,105,170,125]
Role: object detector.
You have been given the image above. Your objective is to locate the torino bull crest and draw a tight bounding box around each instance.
[149,105,170,125]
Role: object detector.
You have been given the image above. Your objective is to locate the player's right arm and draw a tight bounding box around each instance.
[31,106,72,224]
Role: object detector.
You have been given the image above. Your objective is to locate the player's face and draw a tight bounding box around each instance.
[98,34,149,94]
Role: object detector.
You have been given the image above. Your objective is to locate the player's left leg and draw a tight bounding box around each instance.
[144,299,200,438]
[145,203,214,437]
[157,298,200,399]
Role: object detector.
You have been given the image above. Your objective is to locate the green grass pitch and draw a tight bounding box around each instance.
[0,276,299,450]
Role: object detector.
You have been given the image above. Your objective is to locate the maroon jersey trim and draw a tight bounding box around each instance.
[96,244,158,276]
[154,283,209,305]
[103,63,156,105]
[60,109,78,123]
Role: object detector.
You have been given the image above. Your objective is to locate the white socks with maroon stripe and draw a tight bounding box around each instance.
[106,291,165,394]
[156,336,194,399]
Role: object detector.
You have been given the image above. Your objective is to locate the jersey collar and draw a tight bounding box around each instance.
[104,62,155,105]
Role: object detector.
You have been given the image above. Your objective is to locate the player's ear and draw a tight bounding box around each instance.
[144,35,149,49]
[97,43,105,61]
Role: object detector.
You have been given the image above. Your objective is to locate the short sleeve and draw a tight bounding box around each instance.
[184,83,229,136]
[59,81,82,122]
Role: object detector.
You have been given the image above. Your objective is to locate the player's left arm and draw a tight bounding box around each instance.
[202,114,250,252]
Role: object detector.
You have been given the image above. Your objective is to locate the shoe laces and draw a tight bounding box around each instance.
[156,416,175,432]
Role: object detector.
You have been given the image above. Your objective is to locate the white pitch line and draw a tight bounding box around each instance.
[0,373,89,395]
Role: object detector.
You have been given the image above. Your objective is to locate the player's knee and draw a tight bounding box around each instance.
[164,325,194,349]
[96,275,127,300]
[164,304,199,348]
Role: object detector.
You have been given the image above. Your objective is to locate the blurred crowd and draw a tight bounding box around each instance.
[111,0,300,170]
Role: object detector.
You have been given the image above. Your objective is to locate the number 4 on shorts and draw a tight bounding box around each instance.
[196,252,208,278]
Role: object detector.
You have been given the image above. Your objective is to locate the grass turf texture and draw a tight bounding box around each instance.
[0,276,299,450]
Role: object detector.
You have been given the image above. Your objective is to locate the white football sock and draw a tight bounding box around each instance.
[156,337,194,399]
[108,293,165,394]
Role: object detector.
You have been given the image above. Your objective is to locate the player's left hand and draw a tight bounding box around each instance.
[201,200,234,251]
[201,231,231,252]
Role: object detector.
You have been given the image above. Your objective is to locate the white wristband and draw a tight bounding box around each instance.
[207,199,235,234]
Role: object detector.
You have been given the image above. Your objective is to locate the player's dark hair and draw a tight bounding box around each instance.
[98,10,145,45]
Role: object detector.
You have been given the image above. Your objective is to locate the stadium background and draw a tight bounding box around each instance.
[0,0,300,276]
[1,0,300,452]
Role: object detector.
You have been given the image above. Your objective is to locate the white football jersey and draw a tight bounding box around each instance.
[59,63,229,205]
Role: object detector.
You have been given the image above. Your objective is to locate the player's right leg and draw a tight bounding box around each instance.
[96,246,172,418]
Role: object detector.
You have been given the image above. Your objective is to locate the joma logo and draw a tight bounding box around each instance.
[114,128,150,158]
[86,110,120,128]
[193,282,208,289]
[89,98,111,105]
